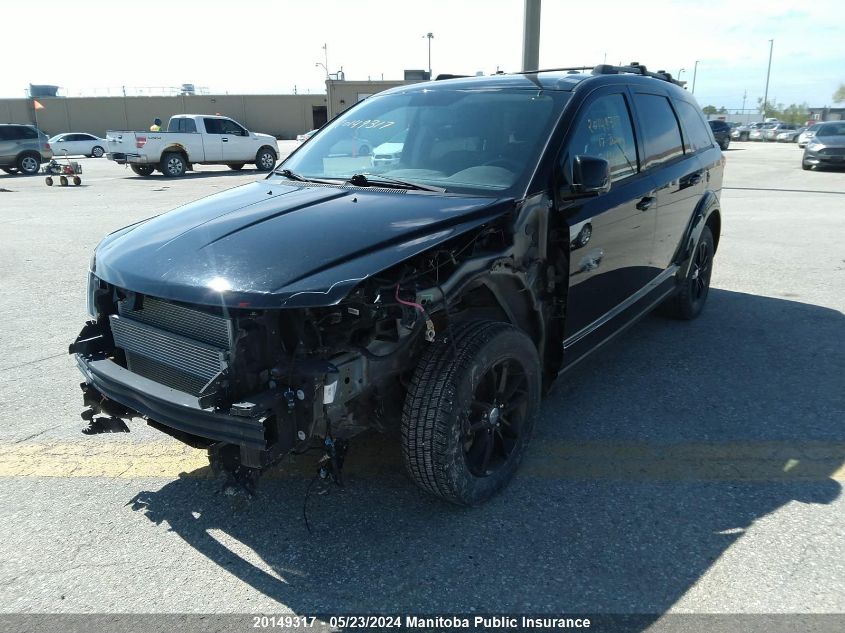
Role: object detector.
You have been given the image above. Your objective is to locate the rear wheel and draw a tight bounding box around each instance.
[17,153,41,175]
[59,176,68,187]
[160,152,187,177]
[130,164,155,177]
[402,320,541,506]
[228,163,245,171]
[91,146,104,158]
[662,226,714,320]
[45,176,53,186]
[255,147,276,171]
[73,176,81,186]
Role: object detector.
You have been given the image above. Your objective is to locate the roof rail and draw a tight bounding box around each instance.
[592,62,685,87]
[513,66,594,75]
[435,74,471,81]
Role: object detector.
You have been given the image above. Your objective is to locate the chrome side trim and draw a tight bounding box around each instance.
[563,265,679,349]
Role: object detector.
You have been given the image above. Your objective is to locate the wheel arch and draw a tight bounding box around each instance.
[677,190,721,279]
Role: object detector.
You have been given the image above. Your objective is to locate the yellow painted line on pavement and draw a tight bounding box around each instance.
[1,440,843,481]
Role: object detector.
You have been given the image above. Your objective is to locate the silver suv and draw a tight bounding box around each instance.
[0,124,53,175]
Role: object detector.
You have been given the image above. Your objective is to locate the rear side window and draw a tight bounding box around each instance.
[3,125,38,140]
[676,101,714,152]
[566,93,638,182]
[203,118,222,134]
[634,94,684,168]
[18,126,38,139]
[170,118,197,133]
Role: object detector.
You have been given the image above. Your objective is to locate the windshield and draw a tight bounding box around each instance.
[817,123,845,138]
[279,88,567,196]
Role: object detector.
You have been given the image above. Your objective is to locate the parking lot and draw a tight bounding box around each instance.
[1,141,844,622]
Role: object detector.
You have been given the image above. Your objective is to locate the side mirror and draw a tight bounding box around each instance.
[570,155,611,197]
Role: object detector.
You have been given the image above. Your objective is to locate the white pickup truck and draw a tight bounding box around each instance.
[106,114,279,177]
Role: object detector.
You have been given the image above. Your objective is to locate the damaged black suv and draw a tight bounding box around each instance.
[71,63,723,505]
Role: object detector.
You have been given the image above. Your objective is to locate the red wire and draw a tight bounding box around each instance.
[395,283,425,314]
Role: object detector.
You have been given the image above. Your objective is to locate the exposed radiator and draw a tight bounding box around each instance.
[110,297,231,397]
[118,296,232,349]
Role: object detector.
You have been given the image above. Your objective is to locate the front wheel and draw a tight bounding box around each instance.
[402,320,541,505]
[130,164,155,177]
[662,226,715,320]
[720,138,730,151]
[255,147,276,172]
[802,160,812,171]
[91,146,104,158]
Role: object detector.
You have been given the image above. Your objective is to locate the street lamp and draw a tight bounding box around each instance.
[423,33,434,77]
[677,68,685,81]
[691,60,699,94]
[762,39,774,118]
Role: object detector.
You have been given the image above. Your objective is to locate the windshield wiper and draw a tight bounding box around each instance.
[275,169,341,185]
[348,173,446,193]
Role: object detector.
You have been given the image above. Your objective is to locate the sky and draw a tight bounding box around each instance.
[3,0,844,111]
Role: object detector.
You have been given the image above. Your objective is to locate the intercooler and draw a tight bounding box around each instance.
[109,296,233,397]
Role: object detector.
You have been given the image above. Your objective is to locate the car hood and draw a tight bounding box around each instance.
[812,137,845,149]
[373,142,404,154]
[94,180,513,308]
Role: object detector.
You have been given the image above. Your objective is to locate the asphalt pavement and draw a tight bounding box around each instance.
[0,142,843,626]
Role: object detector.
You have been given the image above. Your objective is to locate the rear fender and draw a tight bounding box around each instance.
[677,190,720,280]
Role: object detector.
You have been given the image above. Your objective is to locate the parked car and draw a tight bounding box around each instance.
[48,132,107,158]
[708,120,731,150]
[296,129,317,143]
[371,129,407,167]
[802,121,845,170]
[0,124,53,174]
[731,122,764,141]
[776,127,804,143]
[798,123,821,148]
[749,123,778,141]
[70,64,723,505]
[106,114,279,177]
[763,123,797,141]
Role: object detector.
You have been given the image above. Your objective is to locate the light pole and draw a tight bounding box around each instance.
[423,33,434,78]
[677,68,685,82]
[316,55,333,121]
[762,39,774,118]
[522,0,541,72]
[691,60,699,94]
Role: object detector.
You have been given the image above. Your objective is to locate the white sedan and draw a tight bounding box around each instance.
[48,133,107,157]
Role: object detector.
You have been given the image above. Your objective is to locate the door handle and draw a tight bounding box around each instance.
[222,137,229,142]
[636,196,656,211]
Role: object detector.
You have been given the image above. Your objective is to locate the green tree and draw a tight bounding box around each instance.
[702,105,718,115]
[834,85,845,103]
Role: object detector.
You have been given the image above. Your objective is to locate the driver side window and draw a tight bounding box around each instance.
[565,93,639,183]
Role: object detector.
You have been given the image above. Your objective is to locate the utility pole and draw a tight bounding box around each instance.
[423,33,434,78]
[522,0,541,72]
[741,89,747,121]
[762,39,774,118]
[691,60,699,94]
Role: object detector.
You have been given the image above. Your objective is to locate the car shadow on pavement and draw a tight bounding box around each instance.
[127,289,843,627]
[120,169,269,181]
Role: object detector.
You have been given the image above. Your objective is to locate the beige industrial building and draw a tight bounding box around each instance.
[0,78,421,139]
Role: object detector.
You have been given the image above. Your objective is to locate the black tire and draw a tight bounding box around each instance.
[402,320,541,506]
[228,163,245,171]
[802,160,812,171]
[2,167,18,174]
[662,226,715,320]
[130,164,155,177]
[45,176,53,186]
[91,146,104,158]
[17,152,41,175]
[255,147,276,172]
[720,138,730,151]
[160,152,187,177]
[59,176,68,187]
[73,176,81,186]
